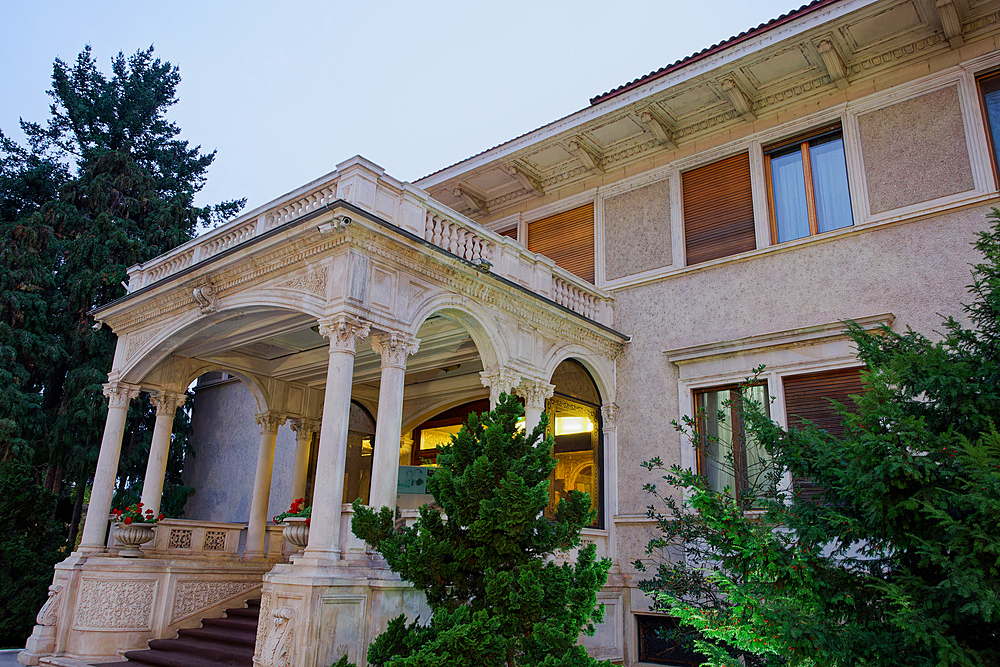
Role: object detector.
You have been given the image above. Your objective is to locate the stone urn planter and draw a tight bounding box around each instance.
[281,517,310,552]
[115,522,156,558]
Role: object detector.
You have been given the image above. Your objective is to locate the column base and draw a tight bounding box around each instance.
[19,625,56,665]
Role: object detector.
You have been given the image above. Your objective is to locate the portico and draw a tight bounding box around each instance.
[20,156,626,666]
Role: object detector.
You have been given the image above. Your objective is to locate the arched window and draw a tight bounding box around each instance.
[305,401,376,505]
[546,360,602,527]
[411,399,490,466]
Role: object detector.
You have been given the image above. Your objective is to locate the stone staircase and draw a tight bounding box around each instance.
[94,598,260,667]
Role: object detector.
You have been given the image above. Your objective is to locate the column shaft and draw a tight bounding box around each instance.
[140,392,186,519]
[303,316,369,563]
[289,420,318,503]
[245,413,284,558]
[368,333,418,512]
[79,383,139,551]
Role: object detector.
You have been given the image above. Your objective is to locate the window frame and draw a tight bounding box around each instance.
[763,123,853,244]
[692,382,770,501]
[976,69,1000,189]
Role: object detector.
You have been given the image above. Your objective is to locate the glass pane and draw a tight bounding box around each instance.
[984,87,1000,174]
[545,398,600,523]
[810,136,853,233]
[697,390,736,494]
[343,432,374,504]
[771,148,810,242]
[741,384,773,495]
[419,424,462,451]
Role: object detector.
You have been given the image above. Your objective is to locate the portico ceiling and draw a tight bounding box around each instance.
[173,310,483,390]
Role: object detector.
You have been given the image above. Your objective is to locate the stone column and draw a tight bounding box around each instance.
[139,391,187,519]
[368,332,419,511]
[79,382,141,552]
[302,315,370,563]
[517,378,555,434]
[479,365,521,409]
[288,419,320,504]
[244,411,286,559]
[601,403,619,560]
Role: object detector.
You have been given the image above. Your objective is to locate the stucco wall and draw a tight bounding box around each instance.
[610,203,993,537]
[184,379,298,524]
[604,178,672,280]
[858,85,975,214]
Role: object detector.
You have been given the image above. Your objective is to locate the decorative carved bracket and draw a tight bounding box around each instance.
[191,280,218,314]
[815,39,849,89]
[36,584,62,627]
[259,606,295,667]
[935,0,964,48]
[453,182,489,216]
[720,79,756,122]
[601,403,619,429]
[505,162,544,196]
[639,109,676,149]
[567,137,604,173]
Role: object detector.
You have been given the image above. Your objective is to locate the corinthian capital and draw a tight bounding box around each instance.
[150,391,187,416]
[516,378,555,409]
[371,332,420,370]
[103,382,141,409]
[289,418,321,438]
[317,315,371,353]
[255,412,287,434]
[480,366,522,405]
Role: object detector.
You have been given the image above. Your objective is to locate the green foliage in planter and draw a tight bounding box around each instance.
[352,393,613,667]
[635,213,1000,667]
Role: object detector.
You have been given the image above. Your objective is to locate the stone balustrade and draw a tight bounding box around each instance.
[125,161,613,327]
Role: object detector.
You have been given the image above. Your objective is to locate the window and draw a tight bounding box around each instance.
[693,383,771,499]
[527,203,595,283]
[636,615,706,666]
[681,152,756,265]
[782,367,866,502]
[544,360,602,527]
[765,126,853,243]
[410,399,490,466]
[977,72,1000,185]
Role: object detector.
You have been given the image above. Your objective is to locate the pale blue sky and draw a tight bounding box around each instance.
[1,1,798,214]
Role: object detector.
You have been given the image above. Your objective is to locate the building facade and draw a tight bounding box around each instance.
[20,0,1000,665]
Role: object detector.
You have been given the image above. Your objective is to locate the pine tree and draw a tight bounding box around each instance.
[352,393,613,667]
[0,46,241,645]
[636,212,1000,667]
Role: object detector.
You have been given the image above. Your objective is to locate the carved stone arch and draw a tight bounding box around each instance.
[541,345,614,406]
[118,303,323,385]
[181,362,272,414]
[220,291,327,320]
[408,293,509,372]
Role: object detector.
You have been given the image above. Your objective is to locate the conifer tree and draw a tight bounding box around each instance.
[636,212,1000,667]
[352,393,613,667]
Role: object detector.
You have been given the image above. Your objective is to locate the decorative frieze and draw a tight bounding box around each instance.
[125,328,161,361]
[74,579,155,629]
[172,580,261,622]
[276,267,329,297]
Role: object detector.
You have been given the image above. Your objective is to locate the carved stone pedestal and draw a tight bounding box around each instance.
[254,561,429,667]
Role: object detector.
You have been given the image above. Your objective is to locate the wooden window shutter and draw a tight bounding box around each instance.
[499,226,518,240]
[782,367,866,502]
[527,203,595,283]
[682,152,756,265]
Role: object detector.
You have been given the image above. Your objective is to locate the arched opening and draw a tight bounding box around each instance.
[303,401,376,505]
[409,398,490,466]
[546,359,603,527]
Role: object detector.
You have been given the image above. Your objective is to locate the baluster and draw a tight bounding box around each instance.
[448,224,459,254]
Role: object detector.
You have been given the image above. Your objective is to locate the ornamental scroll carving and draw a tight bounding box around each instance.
[276,267,328,297]
[258,607,295,667]
[254,593,272,661]
[74,579,155,629]
[480,366,522,405]
[172,580,261,622]
[371,332,420,370]
[35,584,62,627]
[317,315,370,353]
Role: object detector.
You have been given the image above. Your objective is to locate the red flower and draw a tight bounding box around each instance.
[145,509,153,515]
[123,517,132,525]
[137,502,143,508]
[305,518,311,526]
[158,514,164,520]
